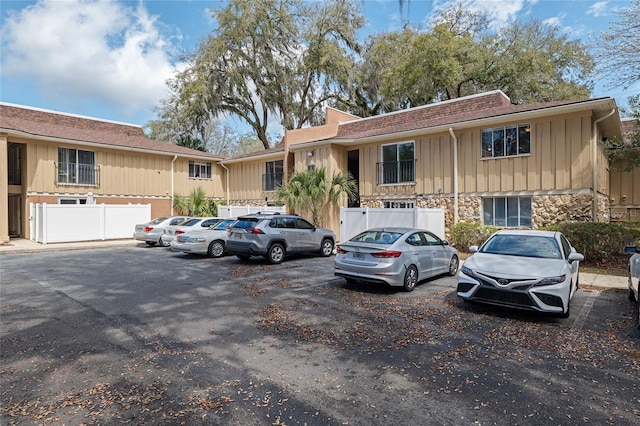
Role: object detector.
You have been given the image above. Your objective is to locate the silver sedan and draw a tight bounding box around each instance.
[133,216,191,246]
[334,228,459,291]
[170,218,236,257]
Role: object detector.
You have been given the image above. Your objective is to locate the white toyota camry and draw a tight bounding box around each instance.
[457,229,584,318]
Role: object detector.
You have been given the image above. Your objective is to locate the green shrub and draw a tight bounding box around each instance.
[450,222,498,251]
[541,222,638,263]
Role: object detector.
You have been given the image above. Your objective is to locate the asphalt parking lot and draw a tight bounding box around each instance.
[1,245,639,425]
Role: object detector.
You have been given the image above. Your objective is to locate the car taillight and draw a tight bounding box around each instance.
[371,250,402,258]
[175,230,184,235]
[336,246,347,254]
[144,227,154,232]
[248,228,265,234]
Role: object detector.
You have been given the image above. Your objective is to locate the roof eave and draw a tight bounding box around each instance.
[292,98,621,147]
[1,127,224,160]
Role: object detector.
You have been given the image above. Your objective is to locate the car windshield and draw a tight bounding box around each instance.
[351,231,403,245]
[480,234,562,259]
[212,219,235,230]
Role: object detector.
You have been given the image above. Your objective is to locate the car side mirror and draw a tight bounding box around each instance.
[442,240,449,246]
[469,245,478,253]
[568,252,584,262]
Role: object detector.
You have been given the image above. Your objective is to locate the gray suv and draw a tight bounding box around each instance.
[226,213,336,264]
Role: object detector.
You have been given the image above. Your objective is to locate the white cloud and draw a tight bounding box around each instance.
[431,0,534,28]
[0,0,181,119]
[587,1,609,17]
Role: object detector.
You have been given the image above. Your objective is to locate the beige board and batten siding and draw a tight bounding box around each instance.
[24,140,221,198]
[457,112,595,194]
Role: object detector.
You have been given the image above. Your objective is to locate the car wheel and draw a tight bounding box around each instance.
[320,239,334,257]
[448,255,459,276]
[237,255,251,261]
[208,240,225,258]
[145,241,156,246]
[403,265,418,292]
[267,243,285,264]
[629,281,636,302]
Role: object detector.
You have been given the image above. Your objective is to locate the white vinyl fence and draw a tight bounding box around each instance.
[30,203,151,244]
[217,205,286,218]
[340,207,445,242]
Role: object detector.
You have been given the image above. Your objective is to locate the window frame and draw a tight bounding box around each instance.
[481,124,531,159]
[483,196,532,227]
[57,147,97,186]
[189,161,212,179]
[263,160,284,191]
[379,141,415,185]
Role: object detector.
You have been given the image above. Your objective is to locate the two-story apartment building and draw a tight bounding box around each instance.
[225,91,633,239]
[2,90,637,244]
[0,103,225,243]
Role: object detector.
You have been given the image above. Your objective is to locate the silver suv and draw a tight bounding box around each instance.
[226,213,336,264]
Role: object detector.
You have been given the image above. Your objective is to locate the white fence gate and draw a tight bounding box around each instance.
[217,205,286,218]
[340,208,445,242]
[30,203,151,244]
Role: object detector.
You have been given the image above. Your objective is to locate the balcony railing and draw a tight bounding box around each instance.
[376,159,416,184]
[262,172,284,191]
[56,162,100,186]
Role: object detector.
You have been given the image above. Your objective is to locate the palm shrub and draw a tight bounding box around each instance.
[276,168,357,226]
[173,186,218,217]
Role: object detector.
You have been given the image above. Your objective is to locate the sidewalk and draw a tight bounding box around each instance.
[0,238,629,291]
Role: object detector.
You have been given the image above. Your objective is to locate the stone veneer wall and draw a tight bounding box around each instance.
[360,191,611,238]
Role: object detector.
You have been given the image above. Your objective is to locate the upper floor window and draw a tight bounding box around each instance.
[189,161,211,179]
[263,160,284,191]
[57,147,98,185]
[378,141,415,184]
[482,124,531,158]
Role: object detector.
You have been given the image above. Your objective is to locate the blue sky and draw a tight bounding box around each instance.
[1,0,637,135]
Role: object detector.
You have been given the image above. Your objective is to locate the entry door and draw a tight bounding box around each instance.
[8,195,22,237]
[347,150,360,207]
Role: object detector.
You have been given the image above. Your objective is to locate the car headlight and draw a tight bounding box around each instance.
[535,275,566,286]
[461,265,474,276]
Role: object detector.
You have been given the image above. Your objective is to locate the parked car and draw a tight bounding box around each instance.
[133,216,191,246]
[225,213,335,264]
[160,217,224,247]
[170,218,237,257]
[625,244,640,329]
[334,228,459,292]
[457,230,584,318]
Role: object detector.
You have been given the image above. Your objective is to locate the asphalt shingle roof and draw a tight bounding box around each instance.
[0,103,224,160]
[335,91,607,139]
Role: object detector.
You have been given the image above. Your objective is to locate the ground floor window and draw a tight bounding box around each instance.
[384,200,415,208]
[59,197,87,205]
[483,197,532,227]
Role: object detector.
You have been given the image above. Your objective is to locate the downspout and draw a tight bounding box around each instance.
[171,155,177,215]
[448,128,459,224]
[592,109,616,222]
[219,162,230,205]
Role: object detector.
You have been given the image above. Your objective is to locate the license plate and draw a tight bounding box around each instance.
[353,252,364,260]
